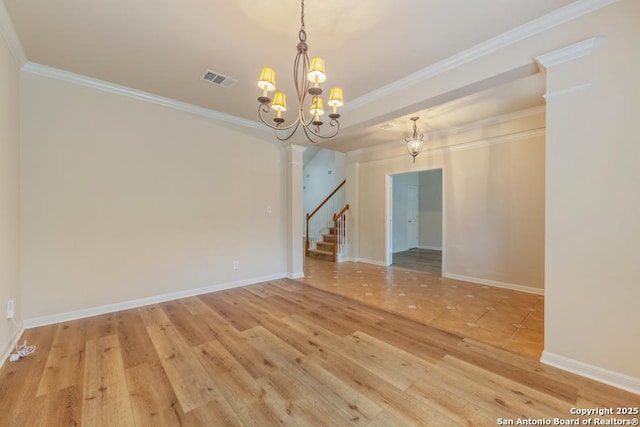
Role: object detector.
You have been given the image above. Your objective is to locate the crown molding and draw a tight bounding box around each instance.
[354,127,545,168]
[535,37,605,71]
[543,83,594,99]
[346,0,617,111]
[7,0,615,134]
[347,105,546,158]
[21,62,268,131]
[0,0,27,66]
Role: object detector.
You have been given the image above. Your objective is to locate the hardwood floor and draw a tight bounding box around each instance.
[392,248,442,275]
[1,279,637,426]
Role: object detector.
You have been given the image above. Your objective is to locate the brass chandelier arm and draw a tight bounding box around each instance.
[301,118,340,143]
[258,103,300,132]
[257,103,340,142]
[255,0,344,143]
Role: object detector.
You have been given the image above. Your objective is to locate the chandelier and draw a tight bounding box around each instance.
[405,117,424,163]
[256,0,344,143]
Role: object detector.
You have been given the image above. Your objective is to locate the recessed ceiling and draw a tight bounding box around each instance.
[4,0,580,151]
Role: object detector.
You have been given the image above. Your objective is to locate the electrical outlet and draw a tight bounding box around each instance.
[6,298,15,320]
[233,261,240,269]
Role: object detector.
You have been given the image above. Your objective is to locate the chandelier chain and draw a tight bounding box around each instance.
[299,0,306,41]
[256,0,343,143]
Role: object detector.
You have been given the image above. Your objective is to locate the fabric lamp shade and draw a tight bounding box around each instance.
[310,96,325,116]
[327,87,344,107]
[307,57,327,84]
[257,67,276,91]
[272,92,287,111]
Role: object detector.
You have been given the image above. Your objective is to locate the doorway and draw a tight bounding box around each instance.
[387,169,444,275]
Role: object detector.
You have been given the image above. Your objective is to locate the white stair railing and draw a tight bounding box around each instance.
[305,180,348,261]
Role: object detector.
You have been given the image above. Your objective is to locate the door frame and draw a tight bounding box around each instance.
[407,185,419,250]
[385,168,446,275]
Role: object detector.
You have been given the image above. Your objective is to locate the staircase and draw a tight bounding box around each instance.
[308,225,342,260]
[305,180,349,262]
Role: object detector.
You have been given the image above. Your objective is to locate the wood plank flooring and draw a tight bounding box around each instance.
[392,248,442,275]
[1,278,637,426]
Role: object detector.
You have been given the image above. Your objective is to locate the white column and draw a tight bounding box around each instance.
[286,145,306,278]
[537,29,640,394]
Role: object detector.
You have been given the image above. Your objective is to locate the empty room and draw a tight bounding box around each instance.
[1,0,638,425]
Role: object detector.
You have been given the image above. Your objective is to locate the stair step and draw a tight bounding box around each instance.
[322,234,335,242]
[308,249,334,257]
[316,241,334,250]
[309,249,333,261]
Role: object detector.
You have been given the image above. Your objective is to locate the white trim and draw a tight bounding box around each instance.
[347,105,545,158]
[287,272,305,279]
[418,245,443,251]
[3,0,611,133]
[385,175,393,266]
[355,258,388,267]
[535,37,605,71]
[436,128,545,154]
[392,247,411,254]
[346,0,616,110]
[286,145,308,154]
[23,273,286,328]
[357,128,545,168]
[0,322,25,370]
[541,351,640,395]
[543,83,593,99]
[21,62,269,132]
[0,1,27,66]
[443,272,544,295]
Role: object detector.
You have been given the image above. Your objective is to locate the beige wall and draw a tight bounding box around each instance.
[543,0,640,382]
[0,30,21,357]
[348,111,545,291]
[20,72,286,320]
[418,169,443,250]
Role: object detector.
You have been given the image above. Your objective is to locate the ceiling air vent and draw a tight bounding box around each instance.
[201,69,238,88]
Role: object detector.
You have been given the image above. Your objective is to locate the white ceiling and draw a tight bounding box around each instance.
[4,0,579,152]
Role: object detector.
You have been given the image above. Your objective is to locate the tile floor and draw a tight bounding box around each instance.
[300,256,544,359]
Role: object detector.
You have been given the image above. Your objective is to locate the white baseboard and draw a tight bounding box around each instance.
[24,272,287,328]
[443,272,544,295]
[392,247,410,254]
[418,245,442,251]
[1,322,25,370]
[287,272,305,279]
[356,258,389,267]
[541,351,640,395]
